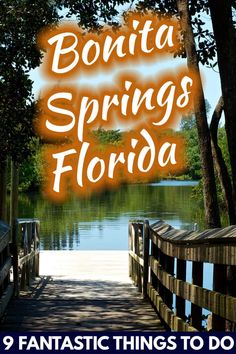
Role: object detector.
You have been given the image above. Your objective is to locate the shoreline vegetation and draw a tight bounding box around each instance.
[14,117,229,226]
[18,125,193,193]
[16,118,228,214]
[18,115,223,182]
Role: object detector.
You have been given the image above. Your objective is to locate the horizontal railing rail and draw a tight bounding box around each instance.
[129,219,236,332]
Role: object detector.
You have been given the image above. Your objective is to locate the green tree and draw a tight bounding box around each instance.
[210,97,236,225]
[19,138,43,191]
[0,0,59,221]
[136,0,236,225]
[180,115,201,180]
[208,1,236,218]
[93,128,122,146]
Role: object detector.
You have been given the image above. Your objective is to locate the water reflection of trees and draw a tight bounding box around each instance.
[18,183,203,249]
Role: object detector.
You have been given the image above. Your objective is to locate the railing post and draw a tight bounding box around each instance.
[212,264,227,330]
[32,222,36,279]
[191,261,203,330]
[26,223,32,286]
[135,223,142,292]
[12,220,19,297]
[34,221,40,277]
[163,254,174,311]
[143,220,150,298]
[128,222,133,278]
[158,251,166,301]
[20,223,27,291]
[176,259,186,320]
[150,242,159,291]
[226,265,236,331]
[129,222,143,290]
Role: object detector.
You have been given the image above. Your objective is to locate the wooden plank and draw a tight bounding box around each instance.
[3,297,165,331]
[191,262,203,330]
[135,224,142,292]
[150,241,159,293]
[19,250,39,266]
[212,264,227,330]
[16,218,39,224]
[0,230,10,253]
[151,224,236,244]
[2,272,166,331]
[150,220,163,229]
[128,250,144,267]
[150,257,236,323]
[128,223,133,277]
[0,283,14,317]
[169,230,190,241]
[152,223,173,236]
[205,226,236,240]
[158,251,166,304]
[176,259,186,319]
[151,222,236,243]
[0,257,12,286]
[34,222,40,277]
[0,221,10,238]
[163,254,174,311]
[143,220,150,298]
[147,283,198,332]
[150,231,236,265]
[129,224,135,279]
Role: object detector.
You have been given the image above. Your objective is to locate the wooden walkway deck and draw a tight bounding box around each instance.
[1,251,165,331]
[1,219,235,331]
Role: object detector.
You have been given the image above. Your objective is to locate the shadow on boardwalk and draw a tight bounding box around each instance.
[1,277,166,331]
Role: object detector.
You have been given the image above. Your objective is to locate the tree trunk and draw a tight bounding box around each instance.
[10,159,19,296]
[208,0,236,208]
[10,159,19,228]
[0,159,8,222]
[210,97,236,225]
[176,0,221,228]
[209,4,236,330]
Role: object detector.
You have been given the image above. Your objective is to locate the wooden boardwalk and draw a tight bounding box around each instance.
[2,219,235,332]
[1,251,165,331]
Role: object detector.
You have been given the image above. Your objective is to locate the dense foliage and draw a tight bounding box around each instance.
[180,116,201,180]
[92,128,123,146]
[0,0,59,162]
[19,129,123,191]
[2,1,236,229]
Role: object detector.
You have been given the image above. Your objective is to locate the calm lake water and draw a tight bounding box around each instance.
[18,180,201,251]
[18,180,214,316]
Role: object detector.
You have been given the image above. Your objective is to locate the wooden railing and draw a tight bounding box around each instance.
[0,221,13,317]
[13,218,40,296]
[129,219,236,331]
